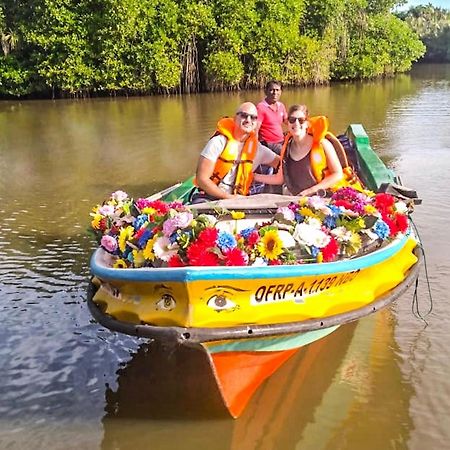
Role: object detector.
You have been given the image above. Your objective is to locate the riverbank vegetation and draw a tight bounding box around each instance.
[397,4,450,62]
[0,0,425,98]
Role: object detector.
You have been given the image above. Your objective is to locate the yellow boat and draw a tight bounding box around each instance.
[87,124,421,418]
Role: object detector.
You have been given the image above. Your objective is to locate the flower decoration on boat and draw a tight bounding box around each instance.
[89,187,413,268]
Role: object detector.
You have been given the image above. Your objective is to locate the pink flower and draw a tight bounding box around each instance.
[153,236,179,261]
[98,204,115,216]
[162,212,193,236]
[111,190,128,202]
[101,235,118,253]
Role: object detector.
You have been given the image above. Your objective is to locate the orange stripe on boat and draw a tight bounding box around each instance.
[209,349,298,418]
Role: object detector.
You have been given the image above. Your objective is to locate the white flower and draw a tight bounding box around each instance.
[304,217,322,229]
[202,214,218,226]
[111,190,129,202]
[293,223,330,248]
[331,226,353,242]
[278,230,296,248]
[395,201,408,214]
[361,229,379,242]
[153,236,179,262]
[277,206,295,221]
[252,257,268,266]
[307,196,328,211]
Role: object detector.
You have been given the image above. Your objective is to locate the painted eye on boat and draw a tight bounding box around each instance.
[156,294,176,311]
[207,295,236,311]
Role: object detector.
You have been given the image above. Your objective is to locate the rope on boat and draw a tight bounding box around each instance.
[410,217,433,325]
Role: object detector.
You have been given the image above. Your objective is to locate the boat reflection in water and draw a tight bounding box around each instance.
[101,309,413,449]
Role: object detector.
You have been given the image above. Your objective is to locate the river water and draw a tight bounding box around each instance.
[0,63,449,450]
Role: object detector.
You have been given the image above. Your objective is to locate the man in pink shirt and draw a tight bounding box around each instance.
[257,80,288,155]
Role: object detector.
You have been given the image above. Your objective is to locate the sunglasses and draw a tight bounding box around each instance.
[288,116,307,125]
[236,112,258,121]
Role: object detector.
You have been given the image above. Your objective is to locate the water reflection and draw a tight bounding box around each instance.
[100,312,415,450]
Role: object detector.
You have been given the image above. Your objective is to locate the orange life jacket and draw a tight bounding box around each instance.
[280,115,363,192]
[208,117,259,195]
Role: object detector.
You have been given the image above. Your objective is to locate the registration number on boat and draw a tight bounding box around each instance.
[250,270,360,305]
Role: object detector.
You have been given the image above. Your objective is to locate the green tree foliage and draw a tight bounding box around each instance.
[398,4,450,62]
[0,0,426,97]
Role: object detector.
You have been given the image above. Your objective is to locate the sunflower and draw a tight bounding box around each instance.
[113,258,128,269]
[118,226,134,252]
[143,235,158,261]
[257,229,283,260]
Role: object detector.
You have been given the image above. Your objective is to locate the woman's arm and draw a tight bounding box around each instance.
[299,138,343,196]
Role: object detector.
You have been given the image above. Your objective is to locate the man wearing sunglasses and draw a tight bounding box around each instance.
[194,102,279,201]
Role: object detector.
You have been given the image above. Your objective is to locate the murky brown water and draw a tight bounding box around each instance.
[0,64,449,449]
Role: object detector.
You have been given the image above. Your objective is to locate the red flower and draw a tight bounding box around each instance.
[198,227,219,247]
[247,231,260,247]
[100,218,109,232]
[148,200,170,214]
[382,214,398,236]
[269,259,282,265]
[395,213,409,234]
[334,199,354,211]
[187,241,220,266]
[168,254,185,267]
[322,236,339,262]
[374,193,395,213]
[224,248,248,266]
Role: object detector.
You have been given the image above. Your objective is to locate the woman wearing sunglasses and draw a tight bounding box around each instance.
[252,104,344,197]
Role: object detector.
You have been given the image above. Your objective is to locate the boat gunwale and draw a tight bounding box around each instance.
[90,233,412,282]
[87,246,422,345]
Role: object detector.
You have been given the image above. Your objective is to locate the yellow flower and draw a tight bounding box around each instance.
[132,249,145,267]
[257,230,283,260]
[143,235,157,261]
[113,258,128,269]
[142,207,156,215]
[299,197,308,206]
[118,226,134,252]
[231,210,245,220]
[299,207,318,219]
[91,214,103,230]
[317,252,324,263]
[364,204,377,214]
